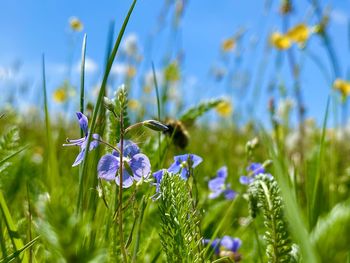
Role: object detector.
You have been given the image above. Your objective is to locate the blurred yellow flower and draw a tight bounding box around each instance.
[216,100,233,117]
[221,38,235,52]
[53,88,68,103]
[69,17,83,32]
[127,66,136,78]
[128,99,140,110]
[287,24,309,44]
[334,79,350,96]
[164,62,180,82]
[270,32,291,50]
[143,85,152,93]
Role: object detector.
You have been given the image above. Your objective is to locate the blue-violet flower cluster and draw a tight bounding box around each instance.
[204,236,242,261]
[208,166,236,200]
[239,162,272,185]
[152,154,202,195]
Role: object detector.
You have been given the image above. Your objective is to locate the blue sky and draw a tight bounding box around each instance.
[0,0,349,126]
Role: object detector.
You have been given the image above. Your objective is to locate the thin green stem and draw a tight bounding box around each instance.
[152,62,162,167]
[119,107,128,262]
[80,34,87,137]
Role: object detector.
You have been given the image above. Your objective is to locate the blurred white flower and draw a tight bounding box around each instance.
[122,33,138,57]
[276,97,294,120]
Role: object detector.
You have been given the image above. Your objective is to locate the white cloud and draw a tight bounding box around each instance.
[74,57,98,74]
[122,33,138,56]
[111,63,128,76]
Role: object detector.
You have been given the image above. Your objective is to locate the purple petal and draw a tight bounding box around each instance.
[223,189,236,200]
[208,177,225,191]
[76,112,89,135]
[115,170,134,188]
[72,149,86,167]
[168,161,181,174]
[247,162,265,175]
[209,189,223,199]
[216,166,228,179]
[153,169,165,193]
[129,153,151,181]
[97,154,119,181]
[63,137,85,146]
[239,176,254,185]
[221,236,242,252]
[89,134,101,151]
[180,168,189,180]
[153,169,165,182]
[203,238,221,255]
[189,154,203,168]
[116,140,140,158]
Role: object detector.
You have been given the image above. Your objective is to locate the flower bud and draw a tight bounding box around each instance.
[143,120,169,132]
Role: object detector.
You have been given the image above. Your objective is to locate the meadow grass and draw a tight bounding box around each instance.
[1,0,350,262]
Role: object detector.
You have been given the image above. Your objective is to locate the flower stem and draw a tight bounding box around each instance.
[95,138,121,154]
[119,108,128,262]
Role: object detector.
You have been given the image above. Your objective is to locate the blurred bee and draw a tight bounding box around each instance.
[163,119,189,149]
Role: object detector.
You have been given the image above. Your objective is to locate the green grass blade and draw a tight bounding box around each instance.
[80,33,87,117]
[0,146,27,167]
[262,129,319,263]
[0,190,28,263]
[76,0,138,215]
[152,62,161,167]
[0,236,39,263]
[42,55,59,189]
[310,96,330,228]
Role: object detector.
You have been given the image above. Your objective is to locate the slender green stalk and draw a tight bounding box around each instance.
[26,184,33,263]
[0,236,39,263]
[0,190,28,263]
[76,0,137,215]
[310,97,330,227]
[80,34,87,118]
[42,55,59,190]
[152,62,162,167]
[119,108,128,262]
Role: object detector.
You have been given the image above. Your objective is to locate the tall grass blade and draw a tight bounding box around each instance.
[42,55,59,190]
[0,190,28,263]
[76,0,138,215]
[261,129,319,263]
[310,97,330,228]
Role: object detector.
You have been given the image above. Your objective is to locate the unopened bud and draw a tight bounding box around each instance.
[143,120,169,132]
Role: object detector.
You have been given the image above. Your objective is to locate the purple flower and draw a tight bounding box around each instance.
[97,140,151,188]
[220,236,242,253]
[204,236,242,256]
[208,166,236,200]
[203,238,221,255]
[152,169,165,194]
[167,154,203,179]
[239,162,272,185]
[63,112,100,166]
[151,153,202,199]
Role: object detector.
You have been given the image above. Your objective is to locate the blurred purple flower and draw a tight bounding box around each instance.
[208,166,236,200]
[204,236,242,257]
[203,238,221,255]
[239,162,272,185]
[220,236,242,253]
[168,154,203,179]
[63,112,100,166]
[97,140,151,188]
